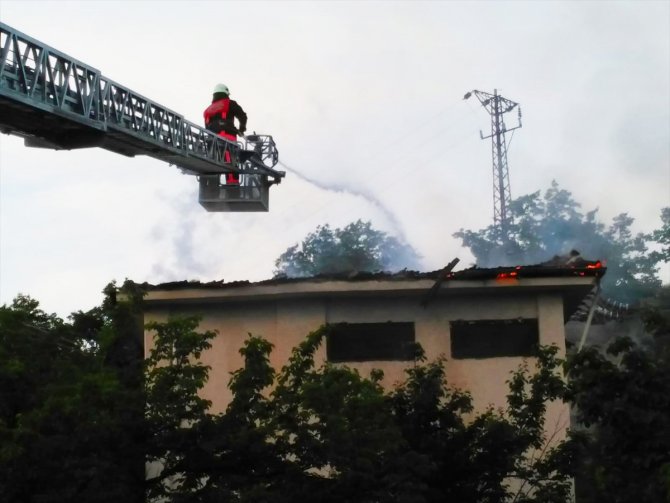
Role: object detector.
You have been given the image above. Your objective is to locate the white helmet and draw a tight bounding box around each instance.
[213,83,229,95]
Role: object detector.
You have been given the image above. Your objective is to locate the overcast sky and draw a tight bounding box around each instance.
[1,1,668,317]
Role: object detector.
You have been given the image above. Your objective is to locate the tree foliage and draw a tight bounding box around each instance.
[648,206,670,265]
[145,324,576,502]
[567,335,670,502]
[274,220,421,278]
[0,284,145,503]
[454,181,665,303]
[143,317,670,503]
[144,316,218,501]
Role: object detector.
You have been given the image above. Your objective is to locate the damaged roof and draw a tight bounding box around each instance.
[136,259,604,321]
[143,259,605,292]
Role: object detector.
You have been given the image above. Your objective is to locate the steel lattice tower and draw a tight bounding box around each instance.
[464,89,522,233]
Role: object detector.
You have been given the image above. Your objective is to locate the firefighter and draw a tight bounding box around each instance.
[203,83,247,185]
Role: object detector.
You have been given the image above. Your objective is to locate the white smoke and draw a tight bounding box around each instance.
[277,160,410,245]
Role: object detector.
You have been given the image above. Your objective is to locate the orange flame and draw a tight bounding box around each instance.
[496,271,519,280]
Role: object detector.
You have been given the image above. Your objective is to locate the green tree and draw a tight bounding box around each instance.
[648,207,670,264]
[195,335,284,502]
[148,321,576,502]
[144,315,217,501]
[454,181,663,303]
[640,285,670,348]
[274,220,421,277]
[389,345,574,503]
[269,327,412,502]
[0,286,145,503]
[567,336,670,502]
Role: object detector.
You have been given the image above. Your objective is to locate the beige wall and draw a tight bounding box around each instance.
[144,290,569,431]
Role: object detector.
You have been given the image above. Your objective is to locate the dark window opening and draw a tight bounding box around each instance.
[450,319,539,359]
[327,322,416,362]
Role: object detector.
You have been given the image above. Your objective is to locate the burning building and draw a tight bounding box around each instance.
[141,260,604,441]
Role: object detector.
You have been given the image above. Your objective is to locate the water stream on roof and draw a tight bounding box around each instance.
[277,160,409,244]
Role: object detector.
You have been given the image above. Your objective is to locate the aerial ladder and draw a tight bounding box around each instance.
[0,22,285,212]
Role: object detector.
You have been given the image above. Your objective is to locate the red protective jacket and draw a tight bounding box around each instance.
[203,97,247,140]
[203,97,247,183]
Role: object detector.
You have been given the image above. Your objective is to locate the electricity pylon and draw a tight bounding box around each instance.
[464,89,522,234]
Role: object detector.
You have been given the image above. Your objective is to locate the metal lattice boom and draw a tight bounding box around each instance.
[0,22,285,212]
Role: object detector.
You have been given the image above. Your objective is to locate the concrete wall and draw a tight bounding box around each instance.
[144,290,569,435]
